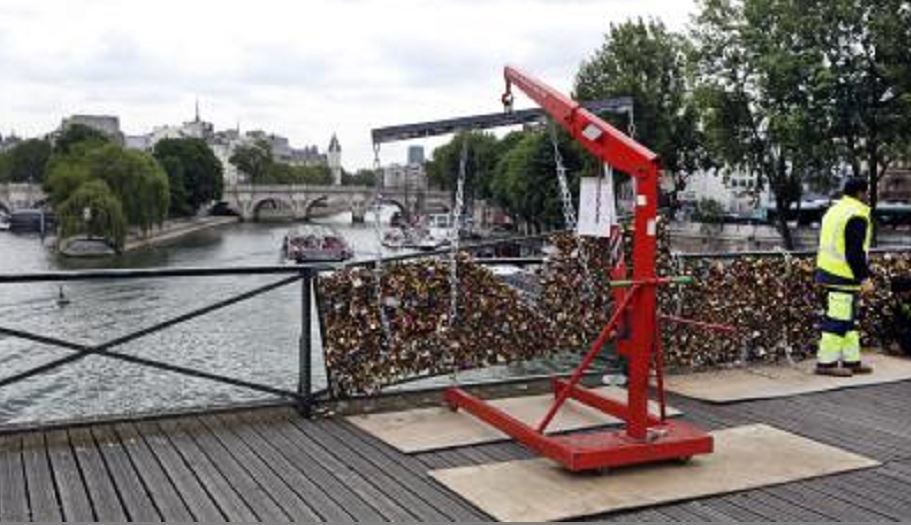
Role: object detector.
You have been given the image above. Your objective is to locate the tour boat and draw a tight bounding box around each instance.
[282,225,354,263]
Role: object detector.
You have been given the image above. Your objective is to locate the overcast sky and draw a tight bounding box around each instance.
[0,0,696,170]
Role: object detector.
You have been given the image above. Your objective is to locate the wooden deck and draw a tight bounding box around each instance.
[2,380,911,521]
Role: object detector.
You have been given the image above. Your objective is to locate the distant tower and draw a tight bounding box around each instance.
[194,98,200,123]
[328,133,342,185]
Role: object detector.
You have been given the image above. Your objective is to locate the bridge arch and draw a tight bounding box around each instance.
[303,195,330,219]
[251,196,295,221]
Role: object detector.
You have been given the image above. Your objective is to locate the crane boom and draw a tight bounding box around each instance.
[503,65,658,177]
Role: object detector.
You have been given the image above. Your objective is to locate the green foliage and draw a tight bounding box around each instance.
[816,0,911,212]
[692,198,725,223]
[691,0,836,248]
[56,179,127,250]
[425,132,500,198]
[342,169,377,186]
[575,18,707,198]
[262,163,332,185]
[229,140,272,184]
[54,124,110,156]
[153,138,224,217]
[0,152,10,183]
[46,143,169,244]
[0,139,52,184]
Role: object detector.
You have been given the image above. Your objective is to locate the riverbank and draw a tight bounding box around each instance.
[123,215,240,252]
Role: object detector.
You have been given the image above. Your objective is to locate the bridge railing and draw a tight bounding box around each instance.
[0,264,330,429]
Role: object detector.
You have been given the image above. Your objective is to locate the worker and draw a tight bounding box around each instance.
[815,177,875,376]
[890,276,911,356]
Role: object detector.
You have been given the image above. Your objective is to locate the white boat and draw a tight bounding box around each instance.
[282,225,353,263]
[382,225,449,251]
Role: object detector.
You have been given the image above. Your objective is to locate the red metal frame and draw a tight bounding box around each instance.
[444,66,714,472]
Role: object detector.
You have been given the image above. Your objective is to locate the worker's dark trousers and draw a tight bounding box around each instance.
[817,288,861,365]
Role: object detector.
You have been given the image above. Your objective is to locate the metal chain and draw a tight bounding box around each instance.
[371,142,392,342]
[627,106,636,139]
[448,135,468,327]
[548,122,595,297]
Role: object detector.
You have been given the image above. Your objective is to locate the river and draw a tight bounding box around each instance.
[0,209,575,425]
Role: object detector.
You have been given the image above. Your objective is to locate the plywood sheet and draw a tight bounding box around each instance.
[347,387,680,453]
[430,424,879,522]
[665,352,911,403]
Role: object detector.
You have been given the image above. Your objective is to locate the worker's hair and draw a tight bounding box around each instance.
[843,177,869,198]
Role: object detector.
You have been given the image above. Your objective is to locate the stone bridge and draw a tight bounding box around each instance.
[223,184,452,222]
[0,183,48,213]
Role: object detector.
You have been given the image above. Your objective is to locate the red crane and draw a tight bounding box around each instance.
[443,66,714,471]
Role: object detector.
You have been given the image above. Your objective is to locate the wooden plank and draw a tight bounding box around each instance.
[111,423,194,521]
[664,353,911,403]
[197,415,322,521]
[172,417,290,522]
[90,425,161,521]
[129,422,223,522]
[718,490,825,521]
[68,427,127,521]
[765,482,890,521]
[21,432,62,522]
[216,412,354,522]
[270,411,421,520]
[430,424,879,522]
[237,410,385,521]
[152,419,257,521]
[45,429,94,521]
[0,434,28,522]
[329,420,486,521]
[784,477,900,521]
[346,387,682,453]
[298,419,451,521]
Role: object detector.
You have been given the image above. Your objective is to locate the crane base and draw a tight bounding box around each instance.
[444,386,713,472]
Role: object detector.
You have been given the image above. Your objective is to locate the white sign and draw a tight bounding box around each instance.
[577,168,616,237]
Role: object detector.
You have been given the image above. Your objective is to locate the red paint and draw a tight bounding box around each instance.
[444,66,713,471]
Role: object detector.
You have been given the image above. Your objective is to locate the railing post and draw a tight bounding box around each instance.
[298,268,313,418]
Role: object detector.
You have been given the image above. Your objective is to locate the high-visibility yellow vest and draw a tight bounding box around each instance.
[816,196,872,281]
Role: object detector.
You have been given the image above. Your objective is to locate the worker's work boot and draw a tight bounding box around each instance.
[815,363,853,377]
[843,361,873,374]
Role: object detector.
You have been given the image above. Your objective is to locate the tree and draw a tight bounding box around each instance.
[575,18,707,207]
[46,143,169,238]
[56,179,127,250]
[489,129,590,231]
[692,0,836,249]
[341,169,377,186]
[153,138,224,217]
[6,139,51,184]
[816,0,911,219]
[53,124,110,156]
[426,131,501,218]
[229,140,272,184]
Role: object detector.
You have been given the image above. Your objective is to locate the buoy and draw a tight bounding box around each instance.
[57,285,71,307]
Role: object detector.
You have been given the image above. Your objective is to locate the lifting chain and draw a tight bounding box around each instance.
[371,142,392,342]
[548,121,595,298]
[448,135,469,327]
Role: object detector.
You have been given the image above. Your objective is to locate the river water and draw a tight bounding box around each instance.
[0,209,573,425]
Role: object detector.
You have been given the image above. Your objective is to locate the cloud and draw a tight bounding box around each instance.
[0,0,696,168]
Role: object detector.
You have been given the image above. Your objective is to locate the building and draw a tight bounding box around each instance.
[407,145,424,165]
[880,166,911,203]
[678,169,771,218]
[58,115,124,145]
[328,134,342,185]
[383,163,427,191]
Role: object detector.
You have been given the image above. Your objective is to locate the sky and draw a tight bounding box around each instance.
[0,0,696,171]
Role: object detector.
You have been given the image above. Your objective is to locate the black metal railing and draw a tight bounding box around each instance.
[0,264,336,422]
